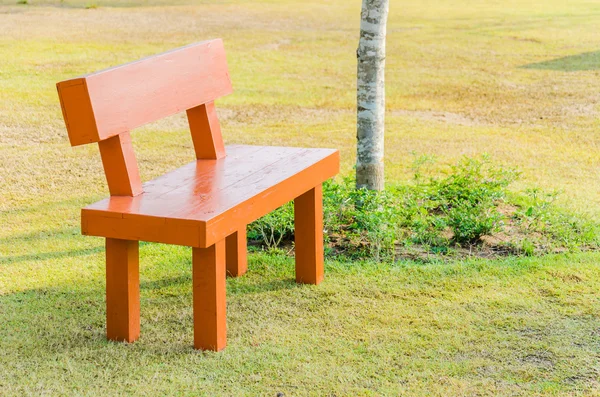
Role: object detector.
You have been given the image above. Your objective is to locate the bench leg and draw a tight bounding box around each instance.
[226,229,248,277]
[192,240,227,351]
[106,238,140,343]
[294,185,324,285]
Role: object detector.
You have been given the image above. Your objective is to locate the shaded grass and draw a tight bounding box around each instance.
[522,51,600,71]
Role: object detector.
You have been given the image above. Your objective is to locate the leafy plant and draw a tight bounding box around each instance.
[426,155,518,244]
[247,155,599,261]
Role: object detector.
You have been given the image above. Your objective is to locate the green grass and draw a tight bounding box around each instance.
[2,251,600,396]
[2,0,600,395]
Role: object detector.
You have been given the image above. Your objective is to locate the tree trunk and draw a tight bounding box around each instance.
[356,0,389,191]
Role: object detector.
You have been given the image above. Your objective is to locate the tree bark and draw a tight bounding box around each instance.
[356,0,389,191]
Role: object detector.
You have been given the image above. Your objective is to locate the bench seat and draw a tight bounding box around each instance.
[82,145,339,248]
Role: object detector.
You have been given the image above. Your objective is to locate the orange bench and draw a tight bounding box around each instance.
[56,39,339,351]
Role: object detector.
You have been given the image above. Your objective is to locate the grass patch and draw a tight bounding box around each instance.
[1,251,600,395]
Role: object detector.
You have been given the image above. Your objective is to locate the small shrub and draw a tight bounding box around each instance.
[427,155,519,244]
[514,188,559,232]
[343,183,402,261]
[247,155,600,261]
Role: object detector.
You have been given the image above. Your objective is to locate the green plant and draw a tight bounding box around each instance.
[247,202,294,250]
[446,202,504,244]
[247,155,599,260]
[347,185,402,261]
[427,155,519,244]
[521,239,535,256]
[516,188,559,231]
[513,189,600,250]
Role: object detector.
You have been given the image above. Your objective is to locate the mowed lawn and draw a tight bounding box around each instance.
[1,0,600,396]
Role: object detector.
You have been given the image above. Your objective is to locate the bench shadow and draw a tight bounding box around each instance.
[141,274,300,295]
[0,247,103,265]
[1,271,301,355]
[521,51,600,71]
[0,226,82,243]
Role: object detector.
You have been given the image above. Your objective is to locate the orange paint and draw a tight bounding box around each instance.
[106,238,140,342]
[187,101,226,160]
[226,229,247,277]
[98,132,143,196]
[81,145,339,248]
[294,186,324,285]
[57,39,232,147]
[56,40,339,351]
[56,79,98,146]
[193,241,227,351]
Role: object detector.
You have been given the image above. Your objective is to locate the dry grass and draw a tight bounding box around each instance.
[3,0,600,210]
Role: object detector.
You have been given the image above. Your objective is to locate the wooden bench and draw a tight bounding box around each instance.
[56,39,339,351]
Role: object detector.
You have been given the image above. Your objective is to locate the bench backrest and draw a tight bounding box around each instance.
[57,39,232,196]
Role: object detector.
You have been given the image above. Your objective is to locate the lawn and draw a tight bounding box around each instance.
[1,0,600,395]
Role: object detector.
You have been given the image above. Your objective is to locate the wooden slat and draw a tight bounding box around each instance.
[83,145,301,219]
[187,101,226,160]
[203,150,339,246]
[98,132,143,196]
[57,39,233,147]
[141,145,259,195]
[196,149,327,220]
[56,79,98,146]
[81,145,340,247]
[161,147,308,220]
[82,214,203,247]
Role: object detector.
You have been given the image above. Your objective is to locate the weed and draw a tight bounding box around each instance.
[521,239,535,256]
[247,202,294,250]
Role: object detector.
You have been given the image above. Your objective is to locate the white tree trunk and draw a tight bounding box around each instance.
[356,0,389,191]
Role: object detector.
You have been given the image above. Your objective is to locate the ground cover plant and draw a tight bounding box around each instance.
[249,155,600,262]
[2,0,600,395]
